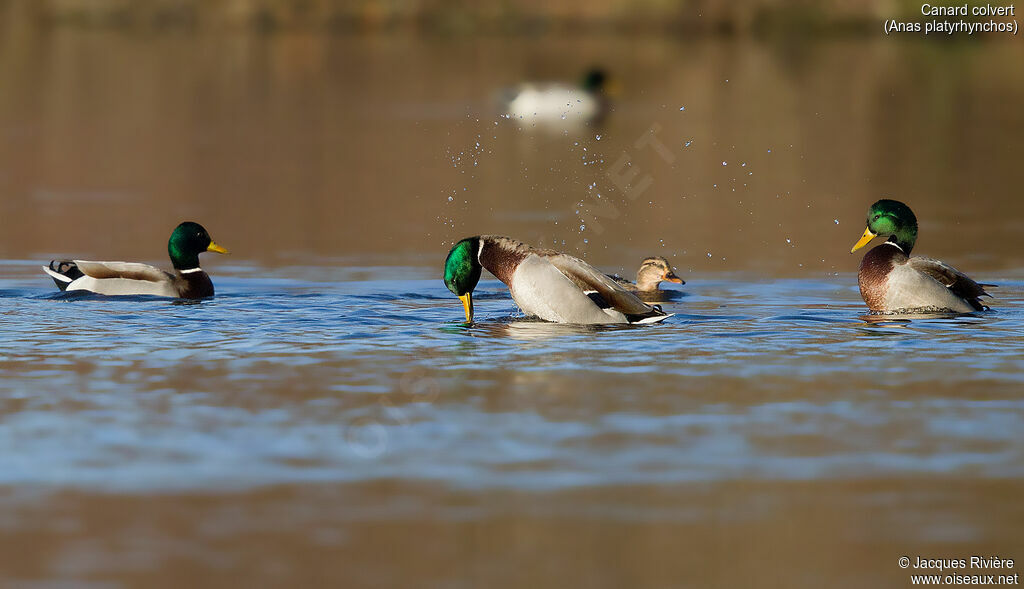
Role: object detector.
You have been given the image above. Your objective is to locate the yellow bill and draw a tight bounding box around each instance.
[850,227,877,253]
[604,78,623,97]
[207,241,229,254]
[458,292,474,323]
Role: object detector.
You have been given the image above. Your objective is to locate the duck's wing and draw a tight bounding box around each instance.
[908,256,993,306]
[545,253,659,316]
[44,260,178,297]
[73,261,174,281]
[606,273,638,290]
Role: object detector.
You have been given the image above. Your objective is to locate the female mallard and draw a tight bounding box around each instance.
[501,69,612,126]
[443,236,670,324]
[43,221,228,299]
[611,256,685,296]
[850,199,991,313]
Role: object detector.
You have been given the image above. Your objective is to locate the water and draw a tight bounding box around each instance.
[2,28,1024,588]
[3,261,1024,586]
[5,267,1024,492]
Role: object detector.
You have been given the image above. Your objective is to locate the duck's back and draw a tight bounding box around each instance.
[505,86,599,122]
[508,254,628,324]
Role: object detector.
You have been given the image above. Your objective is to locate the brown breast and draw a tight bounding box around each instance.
[174,271,215,299]
[857,244,903,311]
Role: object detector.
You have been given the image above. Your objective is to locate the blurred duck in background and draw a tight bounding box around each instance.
[499,68,614,127]
[610,256,686,302]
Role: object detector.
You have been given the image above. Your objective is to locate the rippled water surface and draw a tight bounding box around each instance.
[3,261,1024,586]
[5,264,1024,490]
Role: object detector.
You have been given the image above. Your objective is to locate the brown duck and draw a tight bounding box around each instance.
[610,256,685,298]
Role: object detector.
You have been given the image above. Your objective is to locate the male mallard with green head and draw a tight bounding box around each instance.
[611,256,685,294]
[850,199,991,313]
[443,236,671,324]
[43,221,228,299]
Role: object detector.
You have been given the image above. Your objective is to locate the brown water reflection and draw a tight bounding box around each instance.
[2,480,1022,588]
[1,31,1023,275]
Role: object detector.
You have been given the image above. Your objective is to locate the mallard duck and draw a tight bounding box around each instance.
[500,68,612,126]
[850,199,992,313]
[611,256,685,294]
[43,221,227,299]
[443,235,671,325]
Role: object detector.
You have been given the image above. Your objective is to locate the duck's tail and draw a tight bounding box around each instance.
[42,260,82,291]
[626,304,673,325]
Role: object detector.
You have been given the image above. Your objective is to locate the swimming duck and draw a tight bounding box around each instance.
[443,236,670,324]
[43,221,228,299]
[611,256,685,294]
[850,199,991,313]
[500,68,612,126]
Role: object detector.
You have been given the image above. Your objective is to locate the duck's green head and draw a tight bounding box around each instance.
[581,68,608,93]
[851,199,918,254]
[168,221,228,270]
[443,237,481,323]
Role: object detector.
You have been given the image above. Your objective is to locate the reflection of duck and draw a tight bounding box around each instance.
[472,319,606,342]
[500,69,612,126]
[850,199,992,313]
[43,222,228,299]
[443,235,670,325]
[610,256,685,298]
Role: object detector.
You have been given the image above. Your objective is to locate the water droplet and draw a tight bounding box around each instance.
[679,106,686,111]
[834,219,840,225]
[684,140,693,147]
[447,196,453,202]
[786,238,792,244]
[595,135,602,140]
[722,161,727,166]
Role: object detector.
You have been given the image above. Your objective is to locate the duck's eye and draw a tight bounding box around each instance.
[872,214,881,222]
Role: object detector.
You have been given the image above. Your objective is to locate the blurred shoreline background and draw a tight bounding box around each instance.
[0,0,1002,35]
[1,0,1021,276]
